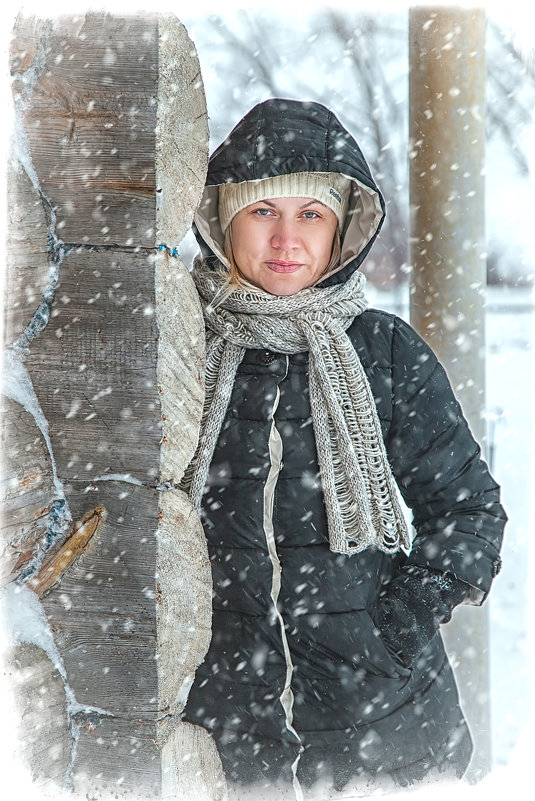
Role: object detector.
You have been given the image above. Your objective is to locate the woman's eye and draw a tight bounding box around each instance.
[253,207,273,216]
[301,211,320,219]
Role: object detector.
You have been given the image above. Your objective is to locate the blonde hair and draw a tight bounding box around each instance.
[224,226,250,291]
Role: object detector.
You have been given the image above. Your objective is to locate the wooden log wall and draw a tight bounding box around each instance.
[2,12,226,800]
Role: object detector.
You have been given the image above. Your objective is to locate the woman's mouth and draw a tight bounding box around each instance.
[265,260,304,274]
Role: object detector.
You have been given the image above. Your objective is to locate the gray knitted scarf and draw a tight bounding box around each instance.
[182,258,410,555]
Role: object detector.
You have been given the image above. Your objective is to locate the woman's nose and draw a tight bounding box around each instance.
[271,221,300,251]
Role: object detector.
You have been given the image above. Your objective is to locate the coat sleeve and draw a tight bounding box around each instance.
[385,316,506,604]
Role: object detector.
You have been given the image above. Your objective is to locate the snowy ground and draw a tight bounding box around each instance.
[366,282,535,774]
[483,286,534,768]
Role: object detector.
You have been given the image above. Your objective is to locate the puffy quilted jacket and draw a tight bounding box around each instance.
[182,99,506,789]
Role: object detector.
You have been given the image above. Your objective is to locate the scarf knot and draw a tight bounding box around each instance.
[183,259,410,556]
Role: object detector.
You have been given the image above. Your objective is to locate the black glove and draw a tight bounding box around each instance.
[374,565,469,670]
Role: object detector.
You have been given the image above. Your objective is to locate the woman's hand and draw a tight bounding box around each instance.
[373,566,470,670]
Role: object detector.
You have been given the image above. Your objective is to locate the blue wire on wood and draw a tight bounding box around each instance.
[157,244,180,257]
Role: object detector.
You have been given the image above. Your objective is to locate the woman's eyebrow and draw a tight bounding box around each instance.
[254,199,326,209]
[299,200,326,209]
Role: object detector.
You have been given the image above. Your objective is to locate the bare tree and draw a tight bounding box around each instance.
[184,8,535,287]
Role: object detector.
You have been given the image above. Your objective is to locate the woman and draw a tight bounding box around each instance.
[181,98,506,799]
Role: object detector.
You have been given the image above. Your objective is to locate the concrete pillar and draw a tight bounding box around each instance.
[409,6,490,782]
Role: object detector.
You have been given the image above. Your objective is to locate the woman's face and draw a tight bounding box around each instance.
[230,196,338,296]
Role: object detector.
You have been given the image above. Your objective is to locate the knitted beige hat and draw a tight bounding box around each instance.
[218,172,352,233]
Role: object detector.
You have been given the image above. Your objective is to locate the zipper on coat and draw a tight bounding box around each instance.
[263,355,304,801]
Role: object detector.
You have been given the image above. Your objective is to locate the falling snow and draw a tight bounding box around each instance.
[1,3,534,801]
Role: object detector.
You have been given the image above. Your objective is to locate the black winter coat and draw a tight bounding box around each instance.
[183,99,506,789]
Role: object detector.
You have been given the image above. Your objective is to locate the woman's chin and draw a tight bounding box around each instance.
[257,273,312,296]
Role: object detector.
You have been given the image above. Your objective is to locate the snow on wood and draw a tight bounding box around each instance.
[2,10,217,799]
[6,642,72,789]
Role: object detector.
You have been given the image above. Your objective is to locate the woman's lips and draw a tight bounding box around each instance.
[265,260,304,274]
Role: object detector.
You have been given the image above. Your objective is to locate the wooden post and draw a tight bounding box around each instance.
[409,6,491,782]
[2,12,225,799]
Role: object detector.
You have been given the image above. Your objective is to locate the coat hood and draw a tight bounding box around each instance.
[193,98,385,287]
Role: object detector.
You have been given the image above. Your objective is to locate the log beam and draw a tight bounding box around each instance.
[2,11,219,798]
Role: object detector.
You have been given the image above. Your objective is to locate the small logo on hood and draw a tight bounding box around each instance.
[329,187,342,204]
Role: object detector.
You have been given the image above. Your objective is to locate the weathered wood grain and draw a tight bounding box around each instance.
[153,15,223,797]
[24,247,162,483]
[161,722,228,801]
[155,12,207,484]
[41,480,159,719]
[6,643,72,789]
[11,12,158,247]
[72,717,161,799]
[4,10,217,797]
[156,489,212,722]
[156,252,205,486]
[30,505,105,596]
[0,398,56,587]
[9,13,49,77]
[156,13,209,247]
